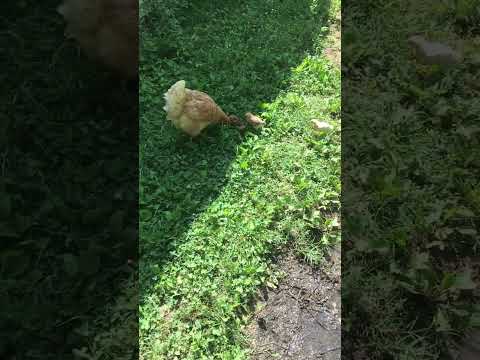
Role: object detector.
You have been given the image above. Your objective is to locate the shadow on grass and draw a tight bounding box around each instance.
[1,1,137,358]
[139,0,332,302]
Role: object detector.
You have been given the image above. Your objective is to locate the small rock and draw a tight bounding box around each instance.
[311,119,333,132]
[408,35,462,65]
[245,112,266,127]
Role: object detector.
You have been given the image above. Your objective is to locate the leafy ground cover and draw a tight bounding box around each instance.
[140,0,341,358]
[342,1,480,358]
[1,2,137,359]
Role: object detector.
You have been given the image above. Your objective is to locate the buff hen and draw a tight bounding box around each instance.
[163,80,241,137]
[57,0,138,79]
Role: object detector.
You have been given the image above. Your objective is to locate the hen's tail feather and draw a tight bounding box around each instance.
[163,80,187,120]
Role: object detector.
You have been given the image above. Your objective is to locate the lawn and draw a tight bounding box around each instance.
[343,0,480,358]
[1,1,137,359]
[139,0,341,358]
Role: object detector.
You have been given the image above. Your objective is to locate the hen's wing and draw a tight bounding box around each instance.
[183,90,230,124]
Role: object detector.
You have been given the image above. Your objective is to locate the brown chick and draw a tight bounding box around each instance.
[245,112,266,127]
[57,0,138,80]
[163,80,241,137]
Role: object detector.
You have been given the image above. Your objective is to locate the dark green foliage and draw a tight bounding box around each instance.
[1,1,137,358]
[342,0,480,358]
[140,0,340,358]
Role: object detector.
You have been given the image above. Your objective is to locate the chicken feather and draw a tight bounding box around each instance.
[163,80,240,137]
[57,0,138,79]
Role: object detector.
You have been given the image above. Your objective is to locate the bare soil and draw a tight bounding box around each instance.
[246,244,341,360]
[245,13,342,359]
[323,14,341,68]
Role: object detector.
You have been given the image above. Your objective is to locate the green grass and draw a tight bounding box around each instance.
[1,2,137,359]
[140,0,341,358]
[343,0,480,358]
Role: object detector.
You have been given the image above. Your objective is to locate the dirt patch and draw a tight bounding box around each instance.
[246,244,341,360]
[323,15,341,68]
[449,330,480,359]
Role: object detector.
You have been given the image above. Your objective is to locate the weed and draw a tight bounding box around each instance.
[140,0,341,358]
[343,0,480,358]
